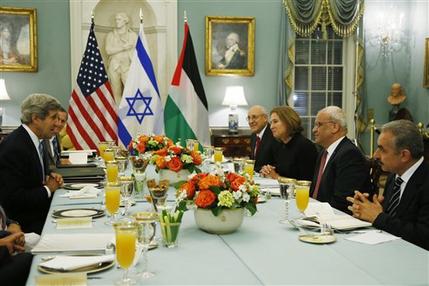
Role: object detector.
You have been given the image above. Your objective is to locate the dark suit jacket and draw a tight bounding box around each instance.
[310,137,371,213]
[42,134,61,172]
[0,126,51,234]
[272,133,318,180]
[373,161,429,250]
[250,126,278,172]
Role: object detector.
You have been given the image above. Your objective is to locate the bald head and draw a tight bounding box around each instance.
[247,105,268,134]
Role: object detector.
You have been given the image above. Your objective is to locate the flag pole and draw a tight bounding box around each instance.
[184,10,187,23]
[139,8,144,31]
[91,10,94,23]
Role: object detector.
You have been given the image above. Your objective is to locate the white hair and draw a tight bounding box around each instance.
[319,106,347,130]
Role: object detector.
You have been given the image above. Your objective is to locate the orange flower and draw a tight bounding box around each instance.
[198,174,221,190]
[191,173,208,185]
[169,145,182,155]
[180,182,196,199]
[230,176,246,191]
[167,157,183,172]
[154,148,168,156]
[136,142,146,153]
[191,151,202,165]
[153,135,164,143]
[138,135,149,144]
[155,156,167,169]
[166,139,174,147]
[195,190,217,208]
[226,172,241,183]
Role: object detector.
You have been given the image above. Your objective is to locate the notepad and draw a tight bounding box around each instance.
[346,230,401,245]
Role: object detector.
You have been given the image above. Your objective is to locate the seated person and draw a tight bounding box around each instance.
[311,106,371,213]
[347,120,429,250]
[260,106,317,181]
[0,205,32,286]
[247,105,278,172]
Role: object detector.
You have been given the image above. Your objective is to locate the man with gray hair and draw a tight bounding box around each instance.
[0,93,64,234]
[348,120,429,250]
[310,106,370,213]
[217,32,246,69]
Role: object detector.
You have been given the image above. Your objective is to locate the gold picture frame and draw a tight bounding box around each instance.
[0,6,37,72]
[205,16,255,76]
[424,38,429,88]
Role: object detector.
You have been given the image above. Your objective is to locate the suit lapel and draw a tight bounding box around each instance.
[396,163,427,216]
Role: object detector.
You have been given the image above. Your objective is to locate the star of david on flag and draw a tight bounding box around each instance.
[118,22,164,147]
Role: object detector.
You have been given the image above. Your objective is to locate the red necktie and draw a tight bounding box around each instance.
[254,135,261,157]
[312,150,328,199]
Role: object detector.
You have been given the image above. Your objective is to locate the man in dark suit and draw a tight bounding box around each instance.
[0,205,32,286]
[248,105,277,172]
[310,106,370,213]
[217,32,246,70]
[0,93,64,234]
[42,106,67,171]
[348,120,429,250]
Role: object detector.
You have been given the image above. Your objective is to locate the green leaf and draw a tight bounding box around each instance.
[209,186,222,195]
[172,181,187,189]
[211,207,222,216]
[245,203,257,216]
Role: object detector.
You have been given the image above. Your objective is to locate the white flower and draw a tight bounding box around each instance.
[176,190,187,202]
[233,190,242,202]
[188,173,197,180]
[164,155,172,162]
[238,184,247,193]
[242,192,250,202]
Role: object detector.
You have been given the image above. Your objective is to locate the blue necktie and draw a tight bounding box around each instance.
[52,137,59,164]
[386,176,404,217]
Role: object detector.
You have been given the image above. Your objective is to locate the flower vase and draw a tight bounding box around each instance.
[194,208,244,234]
[159,169,190,185]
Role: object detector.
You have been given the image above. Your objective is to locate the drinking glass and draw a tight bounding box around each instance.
[132,212,157,279]
[214,147,223,164]
[278,178,296,223]
[186,139,195,151]
[106,161,119,184]
[113,220,138,285]
[203,145,214,159]
[98,141,110,159]
[233,158,245,174]
[103,148,115,162]
[120,176,134,216]
[295,186,310,216]
[133,172,146,200]
[148,187,168,212]
[116,156,128,175]
[244,160,255,181]
[105,183,121,225]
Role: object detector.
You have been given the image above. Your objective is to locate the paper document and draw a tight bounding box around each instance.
[60,186,101,199]
[254,177,279,188]
[304,202,372,230]
[32,233,114,254]
[346,230,401,245]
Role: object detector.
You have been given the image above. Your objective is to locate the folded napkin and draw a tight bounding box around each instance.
[60,186,101,199]
[254,177,279,188]
[39,254,114,271]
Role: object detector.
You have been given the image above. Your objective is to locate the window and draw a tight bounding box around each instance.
[292,26,345,140]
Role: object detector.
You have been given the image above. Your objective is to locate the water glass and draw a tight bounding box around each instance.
[132,212,157,279]
[203,145,214,160]
[233,158,245,174]
[133,172,146,199]
[119,176,134,216]
[148,187,168,212]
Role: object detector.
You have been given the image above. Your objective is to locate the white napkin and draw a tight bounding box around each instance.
[346,230,401,245]
[39,254,114,271]
[60,186,101,199]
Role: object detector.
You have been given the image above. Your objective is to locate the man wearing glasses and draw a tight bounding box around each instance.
[247,105,277,172]
[311,106,371,213]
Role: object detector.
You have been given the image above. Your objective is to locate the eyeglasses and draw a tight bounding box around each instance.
[246,114,264,122]
[314,121,334,128]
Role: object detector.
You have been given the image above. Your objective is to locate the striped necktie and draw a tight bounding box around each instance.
[254,135,261,157]
[312,150,328,199]
[38,141,45,180]
[386,176,404,216]
[0,205,6,230]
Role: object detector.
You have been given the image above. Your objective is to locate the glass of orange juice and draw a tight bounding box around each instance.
[103,148,115,162]
[98,141,109,159]
[113,219,138,285]
[295,186,310,216]
[105,183,120,225]
[244,160,255,181]
[214,147,223,164]
[106,161,119,184]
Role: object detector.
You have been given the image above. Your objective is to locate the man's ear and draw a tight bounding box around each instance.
[400,149,413,162]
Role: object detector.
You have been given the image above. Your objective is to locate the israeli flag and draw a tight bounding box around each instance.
[118,24,164,147]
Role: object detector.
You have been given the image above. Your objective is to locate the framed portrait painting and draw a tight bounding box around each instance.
[424,38,429,88]
[0,7,37,72]
[205,16,255,76]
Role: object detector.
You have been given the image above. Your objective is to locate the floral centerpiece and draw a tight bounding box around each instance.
[150,144,203,174]
[175,172,259,234]
[127,135,174,156]
[177,172,259,215]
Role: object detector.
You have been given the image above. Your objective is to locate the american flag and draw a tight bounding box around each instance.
[67,21,118,150]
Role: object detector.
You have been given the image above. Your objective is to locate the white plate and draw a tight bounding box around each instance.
[288,218,320,230]
[71,183,98,188]
[38,259,114,274]
[52,208,105,219]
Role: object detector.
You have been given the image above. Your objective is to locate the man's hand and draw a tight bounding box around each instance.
[0,232,25,254]
[45,172,64,193]
[6,223,25,247]
[347,191,384,223]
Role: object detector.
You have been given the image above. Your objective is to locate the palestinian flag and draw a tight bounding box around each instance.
[164,22,210,147]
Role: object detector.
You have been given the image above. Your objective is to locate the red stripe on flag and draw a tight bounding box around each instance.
[171,23,189,86]
[66,124,82,150]
[94,88,118,139]
[68,104,97,149]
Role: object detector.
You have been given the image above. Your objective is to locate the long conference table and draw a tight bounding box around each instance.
[26,166,429,285]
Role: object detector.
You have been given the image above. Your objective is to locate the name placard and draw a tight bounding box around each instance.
[36,273,87,286]
[56,217,92,229]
